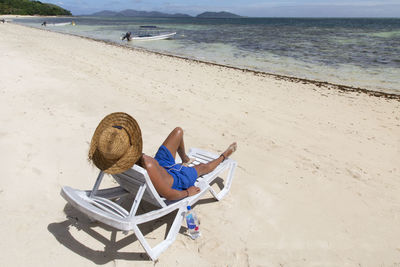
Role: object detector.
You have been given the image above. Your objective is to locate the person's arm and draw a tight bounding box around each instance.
[161,186,200,201]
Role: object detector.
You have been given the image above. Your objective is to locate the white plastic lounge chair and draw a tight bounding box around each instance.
[61,147,237,261]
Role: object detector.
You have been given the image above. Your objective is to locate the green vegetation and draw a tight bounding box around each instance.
[0,0,71,16]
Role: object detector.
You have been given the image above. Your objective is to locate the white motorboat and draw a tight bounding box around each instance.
[123,25,176,41]
[130,32,176,41]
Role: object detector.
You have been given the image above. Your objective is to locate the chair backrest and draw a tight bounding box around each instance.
[112,165,167,208]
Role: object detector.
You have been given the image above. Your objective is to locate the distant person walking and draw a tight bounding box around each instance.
[122,32,131,41]
[41,21,47,26]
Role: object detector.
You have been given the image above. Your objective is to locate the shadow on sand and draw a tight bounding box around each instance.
[48,178,224,264]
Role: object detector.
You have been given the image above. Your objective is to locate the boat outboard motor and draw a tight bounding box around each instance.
[122,32,132,41]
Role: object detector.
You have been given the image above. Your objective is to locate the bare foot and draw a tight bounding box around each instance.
[222,142,237,159]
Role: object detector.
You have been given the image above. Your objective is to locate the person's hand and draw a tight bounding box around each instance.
[187,186,200,196]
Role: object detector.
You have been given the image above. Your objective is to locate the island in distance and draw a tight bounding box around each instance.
[196,11,242,18]
[89,9,242,18]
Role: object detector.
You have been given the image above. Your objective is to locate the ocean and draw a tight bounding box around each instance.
[14,16,400,94]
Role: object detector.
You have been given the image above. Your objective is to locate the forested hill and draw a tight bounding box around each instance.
[0,0,72,16]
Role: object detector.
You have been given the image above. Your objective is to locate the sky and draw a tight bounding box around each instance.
[47,0,400,17]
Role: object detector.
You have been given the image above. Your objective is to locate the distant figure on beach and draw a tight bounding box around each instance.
[122,31,131,41]
[1,19,5,23]
[89,113,237,200]
[41,21,47,26]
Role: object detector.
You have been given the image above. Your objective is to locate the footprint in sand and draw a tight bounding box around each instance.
[198,238,219,253]
[234,250,250,266]
[346,167,362,180]
[32,167,42,175]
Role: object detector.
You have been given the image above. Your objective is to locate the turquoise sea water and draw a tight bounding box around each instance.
[14,17,400,94]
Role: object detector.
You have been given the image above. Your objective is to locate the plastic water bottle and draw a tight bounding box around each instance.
[185,206,201,239]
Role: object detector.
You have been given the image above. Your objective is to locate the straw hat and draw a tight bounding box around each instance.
[88,112,142,174]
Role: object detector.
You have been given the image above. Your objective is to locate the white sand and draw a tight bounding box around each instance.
[0,22,399,266]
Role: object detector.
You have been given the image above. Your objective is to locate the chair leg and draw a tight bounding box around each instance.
[209,161,237,201]
[132,206,186,261]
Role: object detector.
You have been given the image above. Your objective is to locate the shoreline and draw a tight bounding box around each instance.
[13,21,400,101]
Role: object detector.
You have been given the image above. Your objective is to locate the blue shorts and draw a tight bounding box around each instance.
[154,145,198,190]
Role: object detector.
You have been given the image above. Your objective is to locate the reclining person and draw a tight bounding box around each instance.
[88,113,237,201]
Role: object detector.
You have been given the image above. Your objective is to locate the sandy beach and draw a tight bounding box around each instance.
[0,21,400,266]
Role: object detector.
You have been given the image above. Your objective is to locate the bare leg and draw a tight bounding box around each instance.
[194,142,237,176]
[161,127,190,163]
[141,155,174,188]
